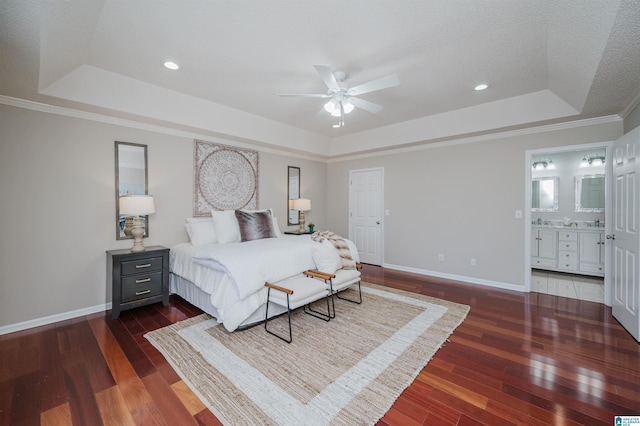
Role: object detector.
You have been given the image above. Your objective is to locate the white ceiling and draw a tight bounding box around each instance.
[1,0,639,157]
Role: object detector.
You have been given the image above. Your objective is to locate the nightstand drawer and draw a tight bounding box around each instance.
[121,271,163,302]
[122,256,163,276]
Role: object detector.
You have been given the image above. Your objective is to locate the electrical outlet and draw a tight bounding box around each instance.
[438,254,445,262]
[471,258,476,266]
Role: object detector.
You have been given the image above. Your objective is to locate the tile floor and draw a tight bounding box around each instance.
[531,270,604,303]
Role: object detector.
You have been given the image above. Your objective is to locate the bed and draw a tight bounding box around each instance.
[169,209,360,331]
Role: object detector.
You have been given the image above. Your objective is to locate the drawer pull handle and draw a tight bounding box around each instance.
[136,263,152,269]
[135,290,151,296]
[135,278,151,284]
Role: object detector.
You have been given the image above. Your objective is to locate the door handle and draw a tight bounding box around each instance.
[606,234,615,240]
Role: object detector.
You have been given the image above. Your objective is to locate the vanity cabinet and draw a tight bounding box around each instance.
[557,231,578,272]
[532,228,557,268]
[532,227,604,277]
[579,231,605,276]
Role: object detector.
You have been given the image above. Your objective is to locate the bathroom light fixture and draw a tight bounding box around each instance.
[580,154,605,168]
[163,61,180,70]
[474,83,489,91]
[532,159,555,170]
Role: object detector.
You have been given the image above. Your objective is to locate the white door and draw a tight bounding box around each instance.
[611,127,640,342]
[349,168,383,265]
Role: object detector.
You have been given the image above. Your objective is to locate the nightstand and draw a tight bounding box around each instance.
[107,246,170,319]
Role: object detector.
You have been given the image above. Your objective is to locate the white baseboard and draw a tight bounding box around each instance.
[382,263,526,293]
[0,303,112,336]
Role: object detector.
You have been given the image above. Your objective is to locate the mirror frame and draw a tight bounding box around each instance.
[575,173,605,212]
[287,166,300,225]
[115,141,149,240]
[531,176,559,212]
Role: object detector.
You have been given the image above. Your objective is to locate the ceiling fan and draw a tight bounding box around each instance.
[279,65,400,128]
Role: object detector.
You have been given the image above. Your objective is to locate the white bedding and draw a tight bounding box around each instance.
[170,236,313,331]
[192,235,317,299]
[170,235,360,332]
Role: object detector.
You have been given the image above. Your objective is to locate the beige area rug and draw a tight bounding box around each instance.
[145,283,469,425]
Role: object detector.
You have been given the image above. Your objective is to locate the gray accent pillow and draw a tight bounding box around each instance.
[235,210,277,242]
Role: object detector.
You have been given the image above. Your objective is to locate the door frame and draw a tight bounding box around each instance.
[524,141,613,305]
[348,167,384,266]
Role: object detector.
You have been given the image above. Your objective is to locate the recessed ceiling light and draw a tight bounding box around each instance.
[474,83,488,91]
[163,61,180,70]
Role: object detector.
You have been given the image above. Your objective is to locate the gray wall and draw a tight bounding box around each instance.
[0,104,325,329]
[326,121,622,287]
[1,99,633,330]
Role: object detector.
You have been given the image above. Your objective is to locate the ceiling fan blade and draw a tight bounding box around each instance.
[348,74,400,96]
[349,97,383,114]
[313,64,339,90]
[278,93,331,98]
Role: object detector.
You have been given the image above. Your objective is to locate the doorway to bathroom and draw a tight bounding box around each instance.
[526,143,610,303]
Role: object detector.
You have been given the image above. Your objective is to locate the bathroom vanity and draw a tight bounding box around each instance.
[532,226,605,277]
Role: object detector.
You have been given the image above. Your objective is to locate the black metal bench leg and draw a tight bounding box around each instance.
[335,280,363,304]
[264,289,293,343]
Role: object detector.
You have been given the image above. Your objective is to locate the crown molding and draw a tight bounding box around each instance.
[2,95,622,164]
[0,96,324,163]
[327,114,622,163]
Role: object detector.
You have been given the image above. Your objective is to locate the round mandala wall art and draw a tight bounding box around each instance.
[194,140,259,216]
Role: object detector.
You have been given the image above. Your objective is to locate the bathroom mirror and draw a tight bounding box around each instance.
[287,166,300,225]
[115,141,148,240]
[532,177,558,212]
[575,174,605,212]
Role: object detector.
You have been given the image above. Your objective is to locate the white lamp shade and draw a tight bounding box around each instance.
[292,198,311,211]
[119,195,155,216]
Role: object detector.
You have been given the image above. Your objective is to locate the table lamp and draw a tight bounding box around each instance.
[292,198,311,233]
[119,195,155,252]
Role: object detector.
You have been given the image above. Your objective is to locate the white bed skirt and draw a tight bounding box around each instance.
[170,272,287,329]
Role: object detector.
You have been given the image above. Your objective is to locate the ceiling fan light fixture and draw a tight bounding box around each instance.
[474,83,488,91]
[324,100,337,114]
[342,101,355,114]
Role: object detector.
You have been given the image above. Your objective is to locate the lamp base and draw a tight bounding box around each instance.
[298,211,306,233]
[130,216,146,252]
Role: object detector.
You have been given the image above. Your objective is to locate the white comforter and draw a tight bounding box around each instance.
[192,236,317,299]
[170,236,317,331]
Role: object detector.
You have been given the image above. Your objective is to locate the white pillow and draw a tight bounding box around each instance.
[211,209,241,244]
[272,216,283,237]
[186,217,213,223]
[312,240,342,274]
[346,239,361,263]
[185,220,217,246]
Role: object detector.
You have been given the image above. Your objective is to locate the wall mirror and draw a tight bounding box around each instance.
[575,174,605,212]
[532,177,558,212]
[115,141,148,240]
[287,166,300,225]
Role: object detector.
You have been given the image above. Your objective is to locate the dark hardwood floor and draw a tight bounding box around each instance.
[1,265,638,425]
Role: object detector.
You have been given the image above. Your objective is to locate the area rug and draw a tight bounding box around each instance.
[145,283,469,425]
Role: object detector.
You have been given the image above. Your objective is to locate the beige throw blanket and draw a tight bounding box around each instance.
[311,231,356,270]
